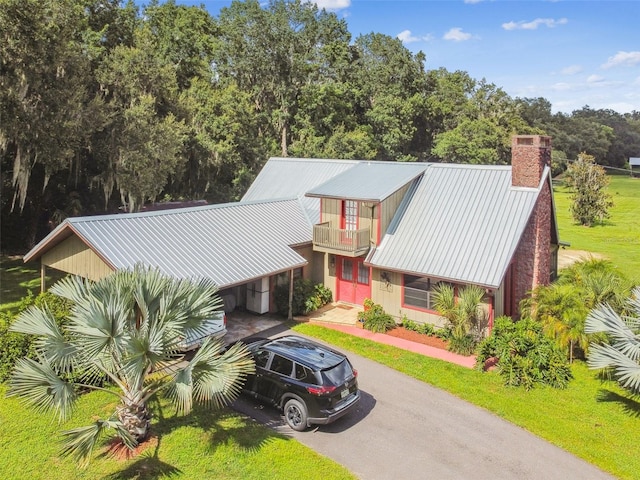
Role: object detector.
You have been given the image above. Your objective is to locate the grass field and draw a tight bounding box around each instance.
[0,385,355,480]
[293,323,640,480]
[553,174,640,280]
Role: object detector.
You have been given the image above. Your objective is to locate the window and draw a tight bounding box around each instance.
[357,262,369,285]
[255,349,271,369]
[342,200,358,230]
[403,275,451,311]
[275,268,303,287]
[341,258,354,281]
[294,363,316,383]
[270,354,294,376]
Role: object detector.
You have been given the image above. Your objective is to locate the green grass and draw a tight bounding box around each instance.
[292,323,640,480]
[554,174,640,280]
[0,384,355,480]
[0,256,64,313]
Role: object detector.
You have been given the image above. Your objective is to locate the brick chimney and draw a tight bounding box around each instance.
[511,135,552,188]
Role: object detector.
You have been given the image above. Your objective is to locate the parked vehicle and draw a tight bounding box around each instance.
[242,335,360,431]
[177,312,226,351]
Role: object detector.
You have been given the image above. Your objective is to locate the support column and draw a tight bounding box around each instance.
[288,269,294,321]
[40,263,46,293]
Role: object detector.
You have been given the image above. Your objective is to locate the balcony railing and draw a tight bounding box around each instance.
[312,223,370,256]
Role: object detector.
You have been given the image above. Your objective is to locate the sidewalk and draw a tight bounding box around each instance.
[309,321,477,369]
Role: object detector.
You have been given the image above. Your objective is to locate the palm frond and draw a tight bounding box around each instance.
[191,339,255,409]
[588,344,640,394]
[60,419,137,467]
[8,357,77,421]
[9,305,79,371]
[49,274,91,303]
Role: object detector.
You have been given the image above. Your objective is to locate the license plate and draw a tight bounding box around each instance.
[340,388,349,399]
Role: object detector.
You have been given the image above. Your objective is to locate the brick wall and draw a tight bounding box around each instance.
[511,135,552,188]
[509,135,553,317]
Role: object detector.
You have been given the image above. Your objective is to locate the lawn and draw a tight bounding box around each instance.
[553,174,640,280]
[0,384,356,480]
[0,256,64,313]
[292,323,640,480]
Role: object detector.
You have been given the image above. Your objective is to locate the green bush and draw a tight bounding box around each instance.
[273,280,333,316]
[401,318,436,336]
[448,334,476,356]
[0,291,71,382]
[476,316,573,390]
[358,302,396,333]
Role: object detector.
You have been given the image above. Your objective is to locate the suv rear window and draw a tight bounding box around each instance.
[321,359,354,385]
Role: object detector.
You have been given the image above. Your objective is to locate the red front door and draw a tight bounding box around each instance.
[337,256,371,305]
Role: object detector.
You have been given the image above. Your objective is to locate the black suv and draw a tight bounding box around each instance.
[242,335,360,431]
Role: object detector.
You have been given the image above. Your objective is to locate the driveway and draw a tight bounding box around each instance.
[232,326,614,480]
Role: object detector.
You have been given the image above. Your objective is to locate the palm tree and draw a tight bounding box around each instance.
[521,283,589,362]
[585,286,640,395]
[432,283,487,340]
[8,265,255,465]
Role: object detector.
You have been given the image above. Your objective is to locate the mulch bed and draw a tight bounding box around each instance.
[106,435,158,461]
[385,326,449,350]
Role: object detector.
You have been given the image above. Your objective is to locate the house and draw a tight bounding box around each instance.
[630,157,640,177]
[24,135,559,327]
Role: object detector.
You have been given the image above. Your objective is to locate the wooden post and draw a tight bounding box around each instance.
[288,269,294,321]
[40,262,46,293]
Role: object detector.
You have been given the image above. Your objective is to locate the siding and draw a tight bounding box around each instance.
[42,235,113,281]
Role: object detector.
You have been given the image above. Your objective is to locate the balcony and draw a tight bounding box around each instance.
[312,223,370,257]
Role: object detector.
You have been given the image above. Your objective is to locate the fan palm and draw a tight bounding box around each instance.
[8,265,255,465]
[585,286,640,395]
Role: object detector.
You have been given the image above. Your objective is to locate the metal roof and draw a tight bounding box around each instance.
[242,157,359,224]
[367,164,549,288]
[306,161,429,202]
[26,199,312,288]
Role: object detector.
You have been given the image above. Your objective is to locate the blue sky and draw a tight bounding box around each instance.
[176,0,640,114]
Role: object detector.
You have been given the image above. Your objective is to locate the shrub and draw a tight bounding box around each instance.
[273,280,332,316]
[447,334,476,356]
[0,291,71,382]
[358,302,396,333]
[476,316,573,390]
[401,318,436,336]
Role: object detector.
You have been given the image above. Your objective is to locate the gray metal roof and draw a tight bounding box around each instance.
[242,157,359,224]
[28,199,312,288]
[306,161,429,202]
[367,164,549,288]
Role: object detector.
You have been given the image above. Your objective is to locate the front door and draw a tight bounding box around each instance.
[337,256,371,305]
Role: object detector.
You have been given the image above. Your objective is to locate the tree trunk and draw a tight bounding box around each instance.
[117,401,151,443]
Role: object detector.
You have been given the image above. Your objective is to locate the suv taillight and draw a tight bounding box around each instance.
[306,385,337,396]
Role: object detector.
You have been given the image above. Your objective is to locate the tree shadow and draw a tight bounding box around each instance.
[596,389,640,418]
[101,393,281,479]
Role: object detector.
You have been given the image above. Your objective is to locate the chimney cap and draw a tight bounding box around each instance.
[512,135,551,148]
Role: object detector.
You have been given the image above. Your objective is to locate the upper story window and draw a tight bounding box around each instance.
[342,200,358,230]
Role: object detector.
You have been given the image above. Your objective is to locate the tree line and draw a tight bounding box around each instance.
[2,0,640,251]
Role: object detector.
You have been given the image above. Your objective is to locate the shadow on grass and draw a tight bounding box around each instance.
[102,394,281,479]
[596,389,640,418]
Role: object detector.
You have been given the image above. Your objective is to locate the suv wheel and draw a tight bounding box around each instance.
[284,398,308,431]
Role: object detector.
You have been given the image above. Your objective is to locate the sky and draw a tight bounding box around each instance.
[175,0,640,114]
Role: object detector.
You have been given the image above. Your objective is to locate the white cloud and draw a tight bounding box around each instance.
[306,0,350,11]
[443,27,472,42]
[601,51,640,69]
[551,82,573,91]
[397,30,433,44]
[502,18,568,31]
[561,65,582,75]
[586,74,605,84]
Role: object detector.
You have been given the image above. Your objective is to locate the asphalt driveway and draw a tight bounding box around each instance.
[231,327,614,480]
